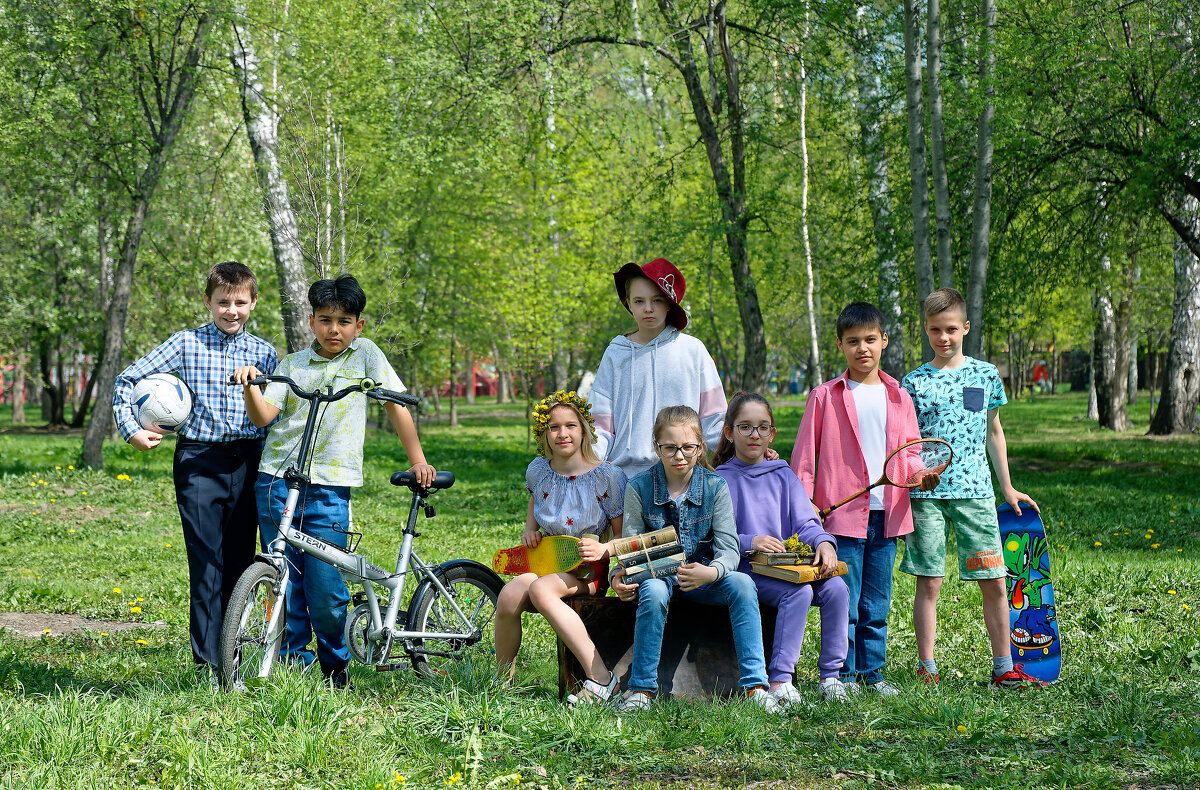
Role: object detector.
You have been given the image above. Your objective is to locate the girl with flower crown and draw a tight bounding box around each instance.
[494,390,627,704]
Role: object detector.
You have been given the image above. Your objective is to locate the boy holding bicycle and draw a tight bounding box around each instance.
[899,287,1042,690]
[791,302,928,699]
[234,274,434,688]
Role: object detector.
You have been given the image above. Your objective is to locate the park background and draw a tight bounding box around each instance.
[0,0,1198,788]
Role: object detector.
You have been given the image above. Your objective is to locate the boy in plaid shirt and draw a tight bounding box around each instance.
[113,262,277,679]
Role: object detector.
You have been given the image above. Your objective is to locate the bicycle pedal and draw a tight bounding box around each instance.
[374,663,410,672]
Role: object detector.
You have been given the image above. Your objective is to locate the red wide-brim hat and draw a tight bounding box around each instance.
[613,258,688,330]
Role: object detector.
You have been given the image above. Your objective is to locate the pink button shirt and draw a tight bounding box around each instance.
[789,370,923,539]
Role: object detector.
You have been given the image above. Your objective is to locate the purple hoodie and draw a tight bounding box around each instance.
[715,457,836,573]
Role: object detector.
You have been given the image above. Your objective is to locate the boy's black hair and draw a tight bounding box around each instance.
[309,274,366,317]
[836,302,886,339]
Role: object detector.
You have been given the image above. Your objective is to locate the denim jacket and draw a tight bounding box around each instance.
[613,461,740,583]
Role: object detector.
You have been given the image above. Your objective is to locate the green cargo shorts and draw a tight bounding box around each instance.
[899,497,1005,580]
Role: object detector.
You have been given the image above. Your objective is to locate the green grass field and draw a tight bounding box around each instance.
[1,391,1197,789]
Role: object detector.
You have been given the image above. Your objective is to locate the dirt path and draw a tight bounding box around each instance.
[0,612,167,638]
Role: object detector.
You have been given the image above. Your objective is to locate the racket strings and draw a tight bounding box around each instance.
[884,440,953,488]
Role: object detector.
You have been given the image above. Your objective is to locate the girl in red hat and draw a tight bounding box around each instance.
[589,258,728,479]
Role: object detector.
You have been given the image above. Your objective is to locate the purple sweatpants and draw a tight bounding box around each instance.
[753,573,850,683]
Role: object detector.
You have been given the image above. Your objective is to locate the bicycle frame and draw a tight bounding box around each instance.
[247,375,486,672]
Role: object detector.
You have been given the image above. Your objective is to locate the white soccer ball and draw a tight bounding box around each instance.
[132,373,193,432]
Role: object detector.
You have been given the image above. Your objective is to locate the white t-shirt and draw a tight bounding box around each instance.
[848,379,888,510]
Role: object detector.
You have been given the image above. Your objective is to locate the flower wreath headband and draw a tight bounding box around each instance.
[532,390,597,456]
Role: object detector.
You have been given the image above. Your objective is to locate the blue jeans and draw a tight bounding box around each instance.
[835,511,897,685]
[256,474,352,673]
[629,571,768,694]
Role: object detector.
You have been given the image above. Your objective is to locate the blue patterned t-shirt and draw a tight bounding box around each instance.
[902,358,1007,499]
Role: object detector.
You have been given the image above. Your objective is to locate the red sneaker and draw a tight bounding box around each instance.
[990,663,1049,690]
[916,665,939,684]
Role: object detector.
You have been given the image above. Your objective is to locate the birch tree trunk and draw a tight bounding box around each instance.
[854,5,905,378]
[965,0,996,360]
[926,0,954,288]
[1149,199,1200,435]
[797,8,821,385]
[12,352,27,424]
[83,12,215,469]
[232,6,311,352]
[655,0,768,392]
[904,0,934,362]
[1092,246,1128,431]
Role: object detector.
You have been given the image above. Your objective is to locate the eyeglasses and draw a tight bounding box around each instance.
[733,423,775,437]
[655,442,704,458]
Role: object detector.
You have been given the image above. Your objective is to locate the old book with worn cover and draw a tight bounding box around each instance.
[610,526,678,557]
[617,541,683,568]
[746,550,815,566]
[749,561,848,584]
[623,552,687,584]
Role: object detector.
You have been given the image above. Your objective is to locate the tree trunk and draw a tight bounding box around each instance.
[1149,207,1200,434]
[83,11,215,469]
[927,0,954,288]
[904,0,935,363]
[657,0,768,393]
[70,355,101,429]
[854,5,905,378]
[796,8,821,385]
[448,330,458,428]
[1092,264,1125,430]
[12,351,27,424]
[231,7,311,352]
[965,0,996,360]
[464,349,476,405]
[39,342,64,426]
[1087,349,1099,421]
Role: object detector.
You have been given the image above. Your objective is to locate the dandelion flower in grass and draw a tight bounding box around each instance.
[68,529,75,534]
[113,587,122,594]
[1168,590,1177,595]
[100,632,108,637]
[67,465,73,470]
[55,466,61,470]
[1185,605,1192,612]
[130,606,142,613]
[42,629,50,634]
[1152,544,1160,549]
[136,597,144,602]
[1095,542,1102,547]
[165,544,172,548]
[136,639,147,645]
[956,725,968,733]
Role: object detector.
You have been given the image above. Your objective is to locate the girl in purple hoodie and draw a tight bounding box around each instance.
[714,393,851,707]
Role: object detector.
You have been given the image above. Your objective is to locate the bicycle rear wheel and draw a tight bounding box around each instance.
[407,563,501,678]
[218,562,285,690]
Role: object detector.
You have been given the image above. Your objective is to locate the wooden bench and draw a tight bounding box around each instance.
[556,596,777,701]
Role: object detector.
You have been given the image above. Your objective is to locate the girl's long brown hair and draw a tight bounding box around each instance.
[711,392,775,468]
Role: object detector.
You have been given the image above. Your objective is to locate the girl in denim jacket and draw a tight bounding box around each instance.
[610,405,777,713]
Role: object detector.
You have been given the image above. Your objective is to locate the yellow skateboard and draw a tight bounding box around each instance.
[492,535,583,576]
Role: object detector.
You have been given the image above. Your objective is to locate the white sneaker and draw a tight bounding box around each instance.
[865,679,902,698]
[612,690,652,713]
[840,679,862,696]
[769,681,805,708]
[746,686,785,714]
[819,677,850,702]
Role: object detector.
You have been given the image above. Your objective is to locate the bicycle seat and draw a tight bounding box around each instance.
[390,470,455,491]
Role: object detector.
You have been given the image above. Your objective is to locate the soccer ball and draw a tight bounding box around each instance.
[132,373,193,432]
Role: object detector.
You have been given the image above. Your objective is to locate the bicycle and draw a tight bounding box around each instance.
[217,374,503,690]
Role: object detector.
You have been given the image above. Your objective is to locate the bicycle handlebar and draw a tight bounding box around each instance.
[229,374,421,407]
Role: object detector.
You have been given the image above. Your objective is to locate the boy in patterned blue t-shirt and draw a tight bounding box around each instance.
[899,288,1044,690]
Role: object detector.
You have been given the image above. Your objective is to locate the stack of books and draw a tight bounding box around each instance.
[747,549,848,583]
[613,527,683,584]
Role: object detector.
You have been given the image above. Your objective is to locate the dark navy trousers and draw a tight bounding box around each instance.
[173,437,263,668]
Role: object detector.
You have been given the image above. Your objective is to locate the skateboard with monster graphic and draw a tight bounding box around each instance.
[998,503,1061,683]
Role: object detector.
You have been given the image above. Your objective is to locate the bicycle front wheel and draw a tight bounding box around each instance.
[408,563,501,678]
[218,562,285,690]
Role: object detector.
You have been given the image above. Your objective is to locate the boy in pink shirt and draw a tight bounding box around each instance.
[790,302,934,696]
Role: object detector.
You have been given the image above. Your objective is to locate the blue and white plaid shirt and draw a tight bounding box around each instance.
[113,323,279,443]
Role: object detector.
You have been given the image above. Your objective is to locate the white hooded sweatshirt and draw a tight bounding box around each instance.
[589,327,728,478]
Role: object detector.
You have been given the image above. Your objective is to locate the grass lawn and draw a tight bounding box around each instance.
[0,391,1197,789]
